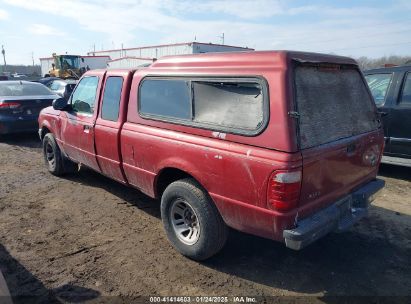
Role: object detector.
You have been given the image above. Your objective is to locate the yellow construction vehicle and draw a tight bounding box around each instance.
[46,54,85,79]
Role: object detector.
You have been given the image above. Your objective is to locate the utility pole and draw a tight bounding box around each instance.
[90,43,96,56]
[1,45,6,73]
[32,52,35,66]
[219,33,225,45]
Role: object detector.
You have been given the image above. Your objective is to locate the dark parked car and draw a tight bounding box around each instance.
[34,77,61,87]
[0,75,8,81]
[364,65,411,167]
[0,81,59,134]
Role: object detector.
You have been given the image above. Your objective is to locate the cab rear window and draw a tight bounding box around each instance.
[101,77,124,121]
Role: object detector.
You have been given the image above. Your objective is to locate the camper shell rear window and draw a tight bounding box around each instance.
[294,63,379,149]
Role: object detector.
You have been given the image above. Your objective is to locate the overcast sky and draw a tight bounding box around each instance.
[1,0,410,65]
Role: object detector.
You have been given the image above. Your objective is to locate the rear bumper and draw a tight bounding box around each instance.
[283,178,385,250]
[0,116,39,134]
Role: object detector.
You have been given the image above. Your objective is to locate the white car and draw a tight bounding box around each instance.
[11,73,27,79]
[47,79,77,98]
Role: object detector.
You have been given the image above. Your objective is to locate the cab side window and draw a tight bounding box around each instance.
[71,76,99,114]
[101,77,123,121]
[400,73,411,105]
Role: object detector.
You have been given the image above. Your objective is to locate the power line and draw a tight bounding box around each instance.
[284,27,411,47]
[272,17,411,45]
[326,40,411,52]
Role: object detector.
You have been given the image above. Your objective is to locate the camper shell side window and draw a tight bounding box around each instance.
[138,76,269,136]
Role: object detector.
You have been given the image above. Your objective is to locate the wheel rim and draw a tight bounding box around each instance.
[170,198,201,245]
[45,142,55,168]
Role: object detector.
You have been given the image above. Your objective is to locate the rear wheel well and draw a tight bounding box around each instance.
[40,126,51,140]
[155,168,194,198]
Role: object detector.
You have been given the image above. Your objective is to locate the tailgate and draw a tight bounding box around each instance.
[294,63,383,213]
[300,130,383,214]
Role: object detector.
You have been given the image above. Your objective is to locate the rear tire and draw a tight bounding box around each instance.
[161,178,228,261]
[42,133,75,176]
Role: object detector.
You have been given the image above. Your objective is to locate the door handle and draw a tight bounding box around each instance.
[347,142,357,154]
[83,125,92,133]
[378,111,388,117]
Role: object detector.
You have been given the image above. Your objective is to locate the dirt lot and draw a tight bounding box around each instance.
[0,133,410,302]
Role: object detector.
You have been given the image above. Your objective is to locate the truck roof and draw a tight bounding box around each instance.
[87,51,357,75]
[149,50,357,69]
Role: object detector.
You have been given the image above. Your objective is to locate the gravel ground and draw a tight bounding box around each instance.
[0,133,410,303]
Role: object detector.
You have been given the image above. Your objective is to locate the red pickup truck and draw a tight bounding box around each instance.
[38,51,385,260]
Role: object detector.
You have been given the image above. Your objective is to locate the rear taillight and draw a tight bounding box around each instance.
[267,169,302,212]
[0,101,20,110]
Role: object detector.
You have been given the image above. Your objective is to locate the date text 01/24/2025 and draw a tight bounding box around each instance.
[149,296,257,303]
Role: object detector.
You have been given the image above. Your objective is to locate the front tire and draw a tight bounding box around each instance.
[161,178,228,261]
[42,133,76,176]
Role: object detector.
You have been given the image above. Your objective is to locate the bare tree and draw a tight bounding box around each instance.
[356,55,411,70]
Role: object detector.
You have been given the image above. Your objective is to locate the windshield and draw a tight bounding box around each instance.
[364,73,393,106]
[0,82,55,96]
[58,56,80,69]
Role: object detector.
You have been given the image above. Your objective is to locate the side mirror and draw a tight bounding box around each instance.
[63,84,76,100]
[52,97,71,111]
